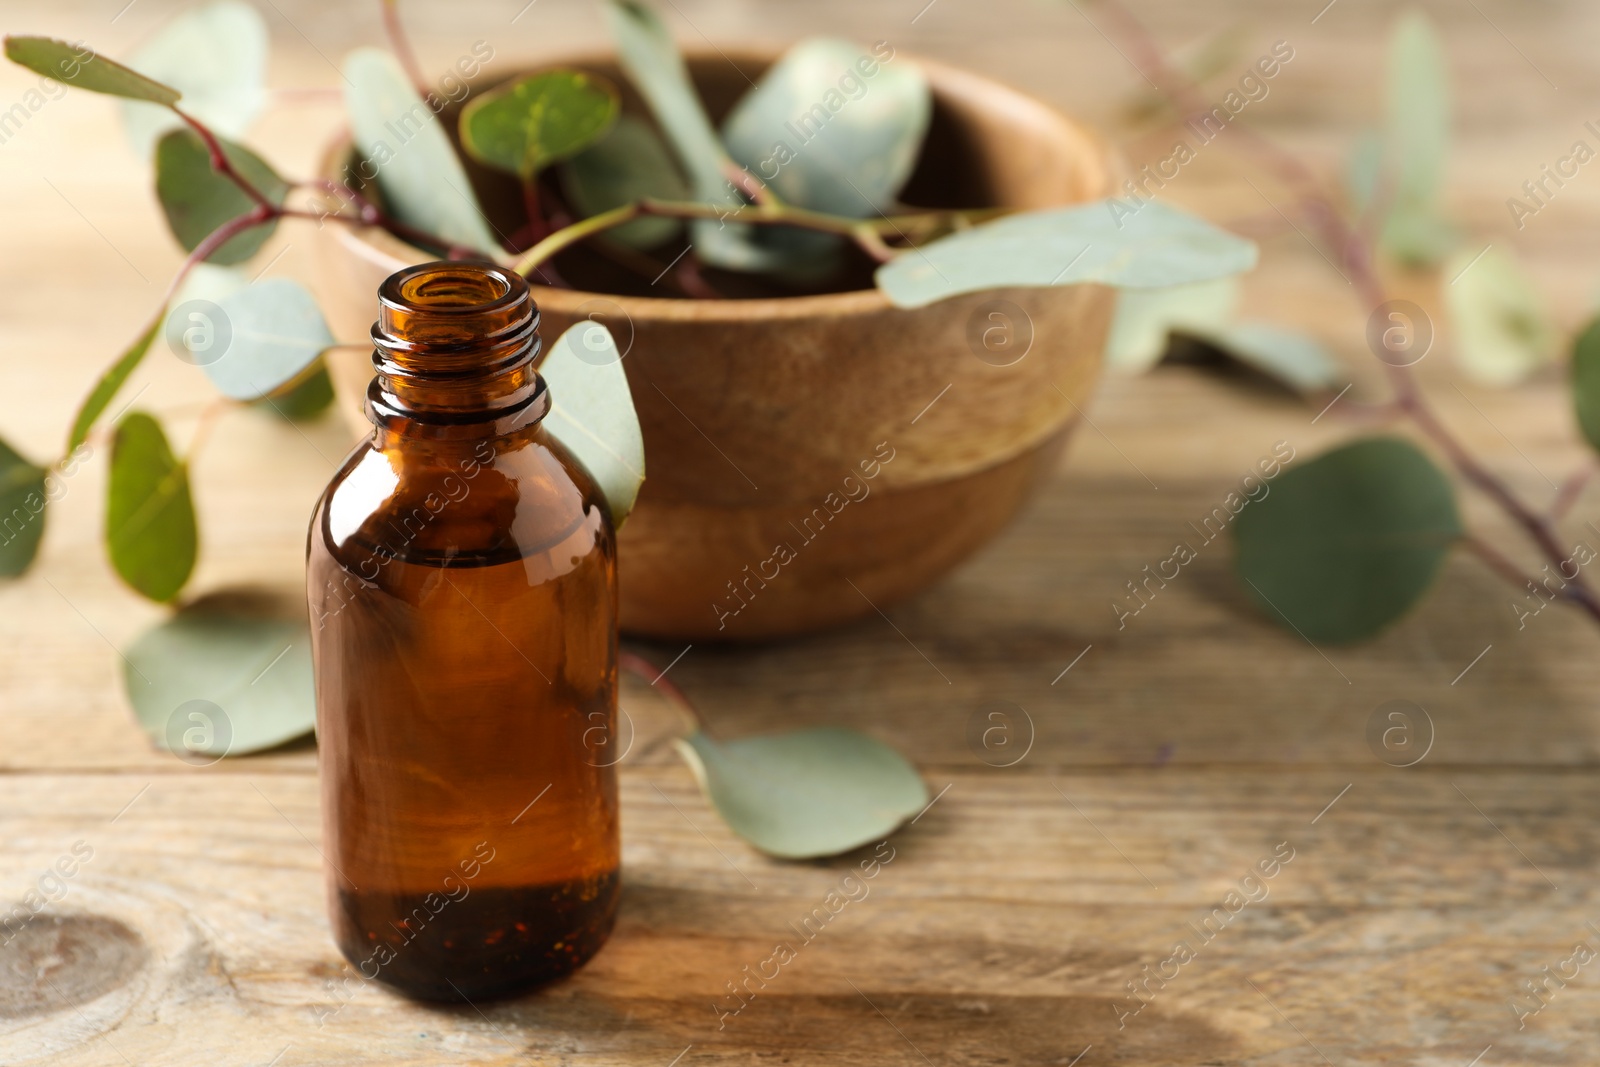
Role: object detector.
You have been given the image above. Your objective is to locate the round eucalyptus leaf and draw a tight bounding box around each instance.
[123,593,315,758]
[875,199,1258,309]
[459,69,619,180]
[1233,436,1461,644]
[258,362,336,422]
[119,0,268,158]
[0,434,47,578]
[1444,245,1555,387]
[155,128,287,265]
[1104,278,1237,373]
[721,38,930,219]
[188,279,335,401]
[674,726,928,860]
[342,47,502,256]
[4,36,180,105]
[106,412,196,603]
[1188,320,1344,394]
[560,115,688,249]
[1572,316,1600,456]
[541,321,645,527]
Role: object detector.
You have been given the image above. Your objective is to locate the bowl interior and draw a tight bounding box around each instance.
[340,50,1108,300]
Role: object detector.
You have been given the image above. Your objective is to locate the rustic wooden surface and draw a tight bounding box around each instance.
[4,0,1600,1063]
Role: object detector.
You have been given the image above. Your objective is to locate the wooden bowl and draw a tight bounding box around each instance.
[314,50,1114,641]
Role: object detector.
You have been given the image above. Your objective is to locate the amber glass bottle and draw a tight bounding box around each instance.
[306,262,619,1001]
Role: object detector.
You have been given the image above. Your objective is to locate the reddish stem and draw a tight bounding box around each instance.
[1088,0,1600,627]
[379,0,429,92]
[175,108,276,210]
[1551,463,1595,521]
[618,650,705,733]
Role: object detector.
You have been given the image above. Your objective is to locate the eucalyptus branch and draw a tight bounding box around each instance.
[619,649,704,736]
[1550,463,1594,521]
[1460,533,1543,595]
[1087,0,1600,627]
[174,107,276,210]
[511,197,994,277]
[378,0,428,93]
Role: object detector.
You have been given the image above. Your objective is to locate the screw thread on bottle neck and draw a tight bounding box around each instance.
[367,261,545,429]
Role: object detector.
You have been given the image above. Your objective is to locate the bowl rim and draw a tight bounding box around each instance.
[319,46,1113,324]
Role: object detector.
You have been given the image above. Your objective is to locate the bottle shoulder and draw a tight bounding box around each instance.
[310,427,613,571]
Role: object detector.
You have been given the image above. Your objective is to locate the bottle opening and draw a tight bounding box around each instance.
[369,261,544,427]
[392,264,515,312]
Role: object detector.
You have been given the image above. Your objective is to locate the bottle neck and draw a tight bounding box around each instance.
[365,261,547,438]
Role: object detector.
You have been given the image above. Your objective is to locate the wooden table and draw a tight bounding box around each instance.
[4,0,1598,1062]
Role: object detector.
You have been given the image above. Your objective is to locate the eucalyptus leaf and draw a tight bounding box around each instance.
[541,321,645,527]
[119,0,268,159]
[260,364,336,421]
[1189,321,1344,394]
[0,434,47,578]
[460,70,619,180]
[560,115,689,249]
[122,595,315,758]
[674,726,928,859]
[876,199,1258,309]
[721,38,930,218]
[68,313,162,453]
[4,36,180,105]
[342,47,502,256]
[1380,10,1455,264]
[1104,277,1237,373]
[154,128,287,264]
[1443,245,1554,386]
[602,0,773,271]
[181,278,336,400]
[1233,436,1461,644]
[106,412,196,603]
[1572,316,1600,456]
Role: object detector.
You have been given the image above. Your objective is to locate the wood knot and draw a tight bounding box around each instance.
[0,913,148,1019]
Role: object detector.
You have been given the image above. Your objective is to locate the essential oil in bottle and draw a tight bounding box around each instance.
[306,262,620,1001]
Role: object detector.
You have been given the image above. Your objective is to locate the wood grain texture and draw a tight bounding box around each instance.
[1,0,1598,1063]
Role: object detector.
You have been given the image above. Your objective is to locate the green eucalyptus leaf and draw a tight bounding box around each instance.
[560,115,689,249]
[674,726,928,859]
[154,128,287,264]
[0,434,48,578]
[459,70,619,181]
[4,36,180,105]
[342,47,502,255]
[1386,10,1448,209]
[1189,321,1344,394]
[1379,10,1456,265]
[122,594,315,758]
[877,199,1258,309]
[1444,245,1555,386]
[1104,278,1237,373]
[1572,317,1600,455]
[68,313,163,453]
[176,278,336,401]
[119,0,268,158]
[1233,436,1460,644]
[106,412,196,603]
[602,0,774,271]
[721,38,930,219]
[541,321,645,527]
[259,363,336,421]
